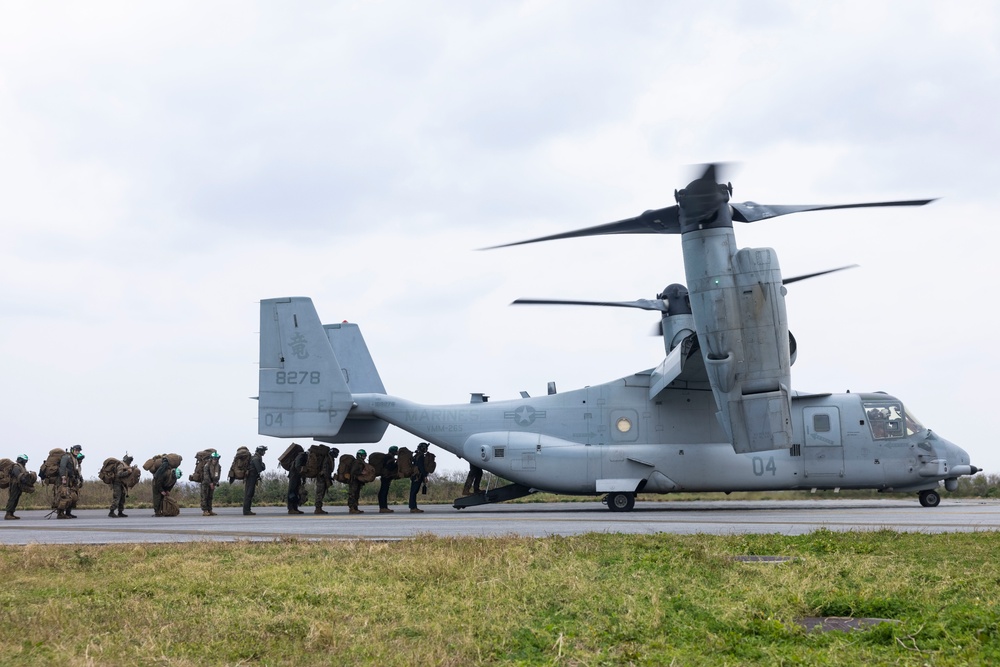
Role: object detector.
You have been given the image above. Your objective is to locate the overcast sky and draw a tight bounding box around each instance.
[2,1,998,484]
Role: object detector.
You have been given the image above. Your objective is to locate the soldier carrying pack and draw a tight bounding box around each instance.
[302,444,331,478]
[189,448,218,483]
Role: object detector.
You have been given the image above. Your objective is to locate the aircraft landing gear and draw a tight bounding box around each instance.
[605,492,635,512]
[919,489,941,507]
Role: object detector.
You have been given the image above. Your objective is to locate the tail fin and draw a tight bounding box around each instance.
[318,322,390,444]
[258,297,354,437]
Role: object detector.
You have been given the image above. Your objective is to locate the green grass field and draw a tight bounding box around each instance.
[1,531,998,666]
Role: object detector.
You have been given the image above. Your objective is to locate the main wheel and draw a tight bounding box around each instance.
[919,489,941,507]
[606,492,636,512]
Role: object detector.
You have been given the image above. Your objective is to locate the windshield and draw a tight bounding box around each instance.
[863,400,925,439]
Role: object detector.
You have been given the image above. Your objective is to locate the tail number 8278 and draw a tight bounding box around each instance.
[275,371,321,385]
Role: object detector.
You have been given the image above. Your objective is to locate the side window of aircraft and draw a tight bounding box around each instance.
[863,402,905,440]
[813,414,831,432]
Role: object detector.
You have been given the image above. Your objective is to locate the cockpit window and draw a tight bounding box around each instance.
[863,401,923,439]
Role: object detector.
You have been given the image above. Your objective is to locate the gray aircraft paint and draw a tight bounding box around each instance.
[255,167,975,510]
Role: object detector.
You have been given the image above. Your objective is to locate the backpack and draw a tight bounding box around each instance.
[396,447,414,479]
[278,443,304,472]
[335,454,355,483]
[40,448,65,485]
[20,471,38,493]
[54,486,78,511]
[124,466,141,489]
[189,449,218,482]
[99,458,121,485]
[0,458,13,489]
[161,493,180,517]
[302,444,331,479]
[424,452,437,474]
[144,453,183,472]
[357,463,376,484]
[368,452,386,476]
[229,446,252,481]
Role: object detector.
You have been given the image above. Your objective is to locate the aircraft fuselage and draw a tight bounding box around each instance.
[349,372,973,497]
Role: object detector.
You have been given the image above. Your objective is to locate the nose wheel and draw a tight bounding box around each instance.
[918,489,941,507]
[605,492,636,512]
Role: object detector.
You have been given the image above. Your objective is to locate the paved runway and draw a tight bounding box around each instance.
[2,499,999,545]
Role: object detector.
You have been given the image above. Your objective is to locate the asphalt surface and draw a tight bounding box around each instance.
[2,499,999,545]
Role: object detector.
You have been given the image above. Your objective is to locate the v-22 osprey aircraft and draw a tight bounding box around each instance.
[256,165,977,511]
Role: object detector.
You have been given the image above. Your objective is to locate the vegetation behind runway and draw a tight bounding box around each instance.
[1,531,999,666]
[11,470,1000,512]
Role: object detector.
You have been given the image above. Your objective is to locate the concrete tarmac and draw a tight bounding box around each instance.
[2,499,999,545]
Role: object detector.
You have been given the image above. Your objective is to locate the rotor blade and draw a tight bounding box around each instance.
[731,199,936,223]
[512,298,667,312]
[481,206,680,250]
[783,264,859,285]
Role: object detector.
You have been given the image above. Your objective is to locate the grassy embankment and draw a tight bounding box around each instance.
[11,470,1000,511]
[0,531,998,665]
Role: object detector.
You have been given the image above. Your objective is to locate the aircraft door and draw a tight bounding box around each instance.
[803,406,844,478]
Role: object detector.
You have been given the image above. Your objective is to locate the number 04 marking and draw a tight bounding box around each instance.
[752,456,777,476]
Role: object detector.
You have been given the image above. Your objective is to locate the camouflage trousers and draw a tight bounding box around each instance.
[200,482,216,512]
[110,482,127,513]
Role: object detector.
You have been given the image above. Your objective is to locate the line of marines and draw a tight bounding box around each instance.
[2,442,436,519]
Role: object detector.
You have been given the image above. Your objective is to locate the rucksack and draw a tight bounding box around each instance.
[302,444,331,479]
[357,463,376,483]
[99,458,121,485]
[161,494,180,517]
[368,452,386,476]
[229,446,251,481]
[0,458,13,489]
[189,449,218,482]
[335,454,355,483]
[143,453,183,472]
[278,443,304,472]
[123,466,141,489]
[396,447,414,479]
[40,448,65,485]
[424,452,437,474]
[19,471,38,493]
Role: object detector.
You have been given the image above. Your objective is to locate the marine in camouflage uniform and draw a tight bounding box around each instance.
[201,451,222,516]
[314,447,338,515]
[287,451,307,514]
[377,446,399,513]
[4,455,28,520]
[408,442,429,514]
[55,445,83,519]
[347,449,367,514]
[109,454,135,518]
[463,463,483,496]
[242,446,266,516]
[151,457,171,517]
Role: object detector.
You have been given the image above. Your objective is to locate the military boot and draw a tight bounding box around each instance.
[117,511,128,518]
[4,512,18,520]
[56,510,68,519]
[108,510,117,518]
[379,507,394,514]
[66,511,78,519]
[348,507,363,514]
[314,508,328,515]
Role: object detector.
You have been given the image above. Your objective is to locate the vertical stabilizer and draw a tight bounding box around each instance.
[258,297,354,437]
